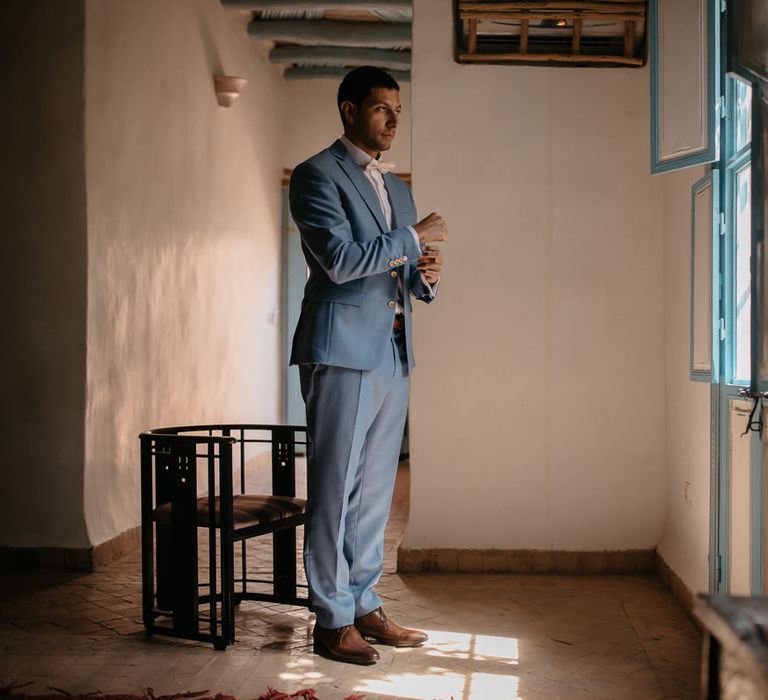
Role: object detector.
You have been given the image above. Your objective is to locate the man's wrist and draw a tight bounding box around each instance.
[407,225,421,249]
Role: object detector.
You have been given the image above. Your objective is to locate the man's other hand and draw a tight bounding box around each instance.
[417,245,442,285]
[414,213,448,244]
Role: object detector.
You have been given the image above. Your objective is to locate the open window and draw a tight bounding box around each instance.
[724,77,753,385]
[690,170,720,381]
[751,88,768,393]
[650,0,720,173]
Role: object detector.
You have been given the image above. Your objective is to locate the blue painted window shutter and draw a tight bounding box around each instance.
[650,0,720,174]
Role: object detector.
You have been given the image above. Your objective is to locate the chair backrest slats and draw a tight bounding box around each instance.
[272,426,297,498]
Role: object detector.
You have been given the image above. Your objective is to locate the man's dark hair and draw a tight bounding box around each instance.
[337,66,400,126]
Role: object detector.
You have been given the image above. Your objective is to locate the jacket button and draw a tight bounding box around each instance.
[402,255,408,262]
[388,301,396,308]
[389,261,396,267]
[390,270,398,278]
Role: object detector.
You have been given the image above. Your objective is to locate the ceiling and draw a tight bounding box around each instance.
[222,0,412,81]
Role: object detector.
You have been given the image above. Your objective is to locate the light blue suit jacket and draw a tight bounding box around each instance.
[289,139,434,373]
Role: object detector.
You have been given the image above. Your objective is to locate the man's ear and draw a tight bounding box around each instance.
[340,100,356,126]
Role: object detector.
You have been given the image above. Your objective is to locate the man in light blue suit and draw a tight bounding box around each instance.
[289,67,447,665]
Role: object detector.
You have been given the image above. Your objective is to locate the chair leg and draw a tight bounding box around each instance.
[274,528,298,600]
[167,517,199,636]
[140,439,155,632]
[155,523,173,612]
[220,533,235,647]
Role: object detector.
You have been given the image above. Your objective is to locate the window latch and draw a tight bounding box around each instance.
[736,388,768,399]
[737,389,768,437]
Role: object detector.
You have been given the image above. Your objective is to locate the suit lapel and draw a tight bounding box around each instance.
[384,172,406,228]
[330,140,388,234]
[382,173,415,293]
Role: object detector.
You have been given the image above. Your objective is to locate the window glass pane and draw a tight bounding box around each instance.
[735,79,752,152]
[691,173,716,379]
[755,92,768,392]
[734,162,752,383]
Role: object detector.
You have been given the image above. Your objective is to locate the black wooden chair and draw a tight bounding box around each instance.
[139,424,309,649]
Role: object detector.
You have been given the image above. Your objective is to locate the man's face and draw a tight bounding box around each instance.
[342,87,401,156]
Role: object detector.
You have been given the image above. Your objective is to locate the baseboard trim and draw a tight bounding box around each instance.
[0,532,703,620]
[0,546,92,572]
[92,525,141,569]
[654,550,696,622]
[0,526,140,573]
[397,547,700,624]
[397,548,656,574]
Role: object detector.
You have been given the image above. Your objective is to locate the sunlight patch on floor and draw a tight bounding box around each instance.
[353,629,521,700]
[354,671,521,700]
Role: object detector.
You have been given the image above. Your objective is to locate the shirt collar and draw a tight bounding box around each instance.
[340,135,380,168]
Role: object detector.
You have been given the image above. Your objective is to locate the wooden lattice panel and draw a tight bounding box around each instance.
[456,0,647,67]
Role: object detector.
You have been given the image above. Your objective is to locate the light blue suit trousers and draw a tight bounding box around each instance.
[300,333,409,628]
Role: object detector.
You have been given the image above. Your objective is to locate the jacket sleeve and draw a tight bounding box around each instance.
[289,161,422,285]
[408,267,437,303]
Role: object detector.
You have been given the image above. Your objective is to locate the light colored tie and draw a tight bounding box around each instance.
[364,159,396,174]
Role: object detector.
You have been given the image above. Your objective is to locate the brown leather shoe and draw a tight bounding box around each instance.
[355,607,428,647]
[312,623,380,665]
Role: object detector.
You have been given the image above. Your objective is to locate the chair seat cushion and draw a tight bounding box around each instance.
[153,494,306,530]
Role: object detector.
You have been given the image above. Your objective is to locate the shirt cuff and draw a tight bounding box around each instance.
[420,274,439,297]
[407,226,438,296]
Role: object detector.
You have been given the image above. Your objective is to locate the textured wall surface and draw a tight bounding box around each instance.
[657,165,711,594]
[0,0,90,548]
[84,0,286,546]
[404,0,667,552]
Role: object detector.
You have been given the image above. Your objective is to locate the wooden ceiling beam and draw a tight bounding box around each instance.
[248,19,411,47]
[270,45,411,69]
[460,1,644,9]
[284,65,410,80]
[459,51,643,65]
[460,11,644,21]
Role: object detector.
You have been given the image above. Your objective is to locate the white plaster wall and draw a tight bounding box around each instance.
[84,0,285,546]
[282,79,411,171]
[0,0,90,549]
[657,166,711,593]
[404,0,666,551]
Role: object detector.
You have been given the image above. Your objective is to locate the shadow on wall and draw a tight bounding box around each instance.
[197,11,223,76]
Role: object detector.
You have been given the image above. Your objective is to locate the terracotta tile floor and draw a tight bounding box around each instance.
[0,463,701,700]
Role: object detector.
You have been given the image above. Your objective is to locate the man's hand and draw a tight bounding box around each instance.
[413,212,448,244]
[417,245,442,286]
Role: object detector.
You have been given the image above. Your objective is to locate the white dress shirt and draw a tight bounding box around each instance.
[339,136,437,306]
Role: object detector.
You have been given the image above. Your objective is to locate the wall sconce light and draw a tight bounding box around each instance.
[214,75,247,108]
